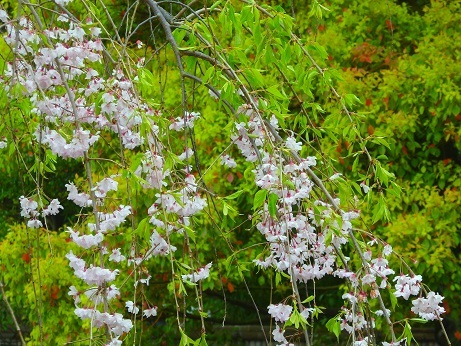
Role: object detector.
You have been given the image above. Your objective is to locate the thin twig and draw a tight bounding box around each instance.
[0,280,27,346]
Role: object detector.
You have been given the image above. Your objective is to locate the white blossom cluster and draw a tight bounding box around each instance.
[19,196,63,228]
[229,105,445,345]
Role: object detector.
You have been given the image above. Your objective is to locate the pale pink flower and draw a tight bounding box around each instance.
[83,266,119,286]
[125,301,139,314]
[66,251,86,272]
[0,10,9,22]
[106,338,122,346]
[169,112,200,131]
[178,148,194,161]
[411,292,445,321]
[66,182,92,207]
[94,205,132,232]
[383,244,393,257]
[68,228,104,249]
[342,292,358,304]
[109,248,126,262]
[360,181,370,194]
[286,136,302,152]
[394,274,421,300]
[382,340,405,346]
[68,285,80,304]
[42,199,63,216]
[272,325,287,343]
[27,219,43,228]
[220,154,237,168]
[267,304,292,323]
[182,262,212,283]
[90,27,101,37]
[330,173,342,180]
[139,275,151,286]
[94,177,118,198]
[19,196,39,218]
[74,308,132,337]
[104,285,120,301]
[149,231,177,257]
[354,337,370,346]
[143,306,158,318]
[300,307,314,320]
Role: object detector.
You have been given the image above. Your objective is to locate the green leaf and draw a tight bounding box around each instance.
[183,225,196,243]
[209,0,223,12]
[403,321,413,345]
[268,193,278,218]
[389,290,398,310]
[324,227,333,246]
[267,85,287,100]
[343,94,362,108]
[409,318,428,324]
[275,271,281,286]
[302,295,315,304]
[135,217,149,238]
[287,309,301,329]
[326,316,341,341]
[222,200,238,219]
[253,190,268,211]
[180,328,194,346]
[225,190,245,200]
[373,137,391,150]
[196,334,208,346]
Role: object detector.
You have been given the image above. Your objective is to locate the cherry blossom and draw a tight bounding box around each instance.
[106,339,122,346]
[393,274,421,300]
[68,286,80,304]
[68,228,104,249]
[109,248,126,262]
[66,182,92,207]
[66,251,86,272]
[19,196,39,218]
[360,181,370,194]
[27,219,43,228]
[89,206,132,232]
[42,199,63,216]
[55,0,73,6]
[81,266,119,286]
[272,324,288,343]
[285,136,302,152]
[182,263,212,283]
[94,177,118,198]
[339,308,368,333]
[169,111,200,131]
[148,231,177,257]
[0,9,8,22]
[74,308,132,337]
[178,148,194,161]
[354,337,370,346]
[220,154,237,168]
[126,301,139,314]
[267,304,292,323]
[107,285,121,301]
[143,306,158,318]
[411,291,445,321]
[382,340,406,346]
